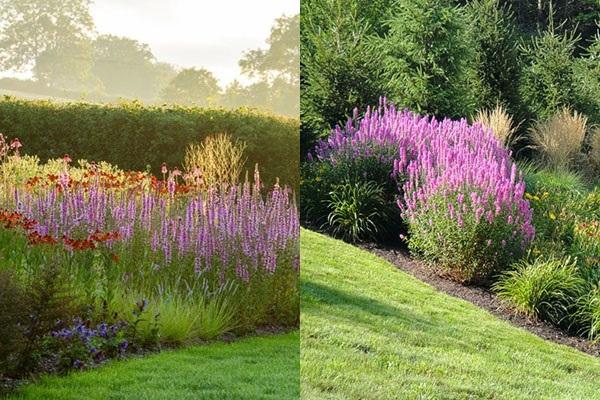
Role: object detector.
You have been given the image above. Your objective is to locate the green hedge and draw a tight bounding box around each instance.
[0,97,299,189]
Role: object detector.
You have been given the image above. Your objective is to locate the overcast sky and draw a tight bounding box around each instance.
[90,0,298,86]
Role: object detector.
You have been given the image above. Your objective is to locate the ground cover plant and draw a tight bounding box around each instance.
[0,133,299,387]
[301,230,600,399]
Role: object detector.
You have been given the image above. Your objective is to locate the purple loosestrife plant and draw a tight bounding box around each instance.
[3,170,299,328]
[313,99,535,283]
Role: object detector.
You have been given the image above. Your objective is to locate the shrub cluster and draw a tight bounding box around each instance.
[305,100,535,283]
[0,97,299,189]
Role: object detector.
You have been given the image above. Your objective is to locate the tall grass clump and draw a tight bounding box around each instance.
[494,257,584,326]
[183,133,247,188]
[310,99,534,283]
[529,107,587,169]
[474,104,519,147]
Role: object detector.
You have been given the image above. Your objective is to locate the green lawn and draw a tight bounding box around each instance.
[301,229,600,400]
[9,332,299,400]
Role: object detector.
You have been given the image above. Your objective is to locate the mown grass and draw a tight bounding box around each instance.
[8,332,299,400]
[300,229,600,399]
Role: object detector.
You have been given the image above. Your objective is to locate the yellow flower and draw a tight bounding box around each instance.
[549,211,556,220]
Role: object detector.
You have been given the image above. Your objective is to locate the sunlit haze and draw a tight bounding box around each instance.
[91,0,298,86]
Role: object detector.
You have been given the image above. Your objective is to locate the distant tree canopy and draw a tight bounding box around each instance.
[0,0,94,71]
[0,0,299,117]
[240,15,300,86]
[161,68,221,107]
[92,35,176,100]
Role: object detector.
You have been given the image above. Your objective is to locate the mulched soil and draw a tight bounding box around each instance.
[359,242,600,358]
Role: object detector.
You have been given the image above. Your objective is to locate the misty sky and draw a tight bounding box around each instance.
[92,0,298,86]
[3,0,298,85]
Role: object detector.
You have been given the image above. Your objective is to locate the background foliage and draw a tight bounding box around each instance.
[0,97,299,188]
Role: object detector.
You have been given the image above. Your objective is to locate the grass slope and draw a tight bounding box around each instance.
[9,332,299,400]
[301,229,600,400]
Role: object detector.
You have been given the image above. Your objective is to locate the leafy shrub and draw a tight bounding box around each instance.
[324,181,390,243]
[494,257,585,326]
[407,190,527,284]
[522,167,587,252]
[302,136,401,238]
[309,100,534,283]
[0,98,299,188]
[571,221,600,273]
[528,108,587,169]
[183,133,247,188]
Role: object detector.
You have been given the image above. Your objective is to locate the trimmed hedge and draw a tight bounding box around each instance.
[0,97,299,188]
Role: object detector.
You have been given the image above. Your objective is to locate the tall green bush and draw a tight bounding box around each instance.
[0,97,299,188]
[377,0,479,118]
[466,0,522,116]
[519,29,582,122]
[300,0,391,157]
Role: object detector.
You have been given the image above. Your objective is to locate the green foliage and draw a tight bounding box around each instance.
[300,0,391,155]
[407,191,524,285]
[301,142,401,238]
[378,0,479,118]
[0,98,299,188]
[519,28,584,121]
[466,0,522,116]
[494,256,585,326]
[0,270,28,377]
[0,0,94,71]
[573,32,600,124]
[324,181,390,243]
[523,167,588,253]
[574,286,600,340]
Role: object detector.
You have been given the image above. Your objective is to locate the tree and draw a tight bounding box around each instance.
[92,35,171,100]
[519,28,581,121]
[378,0,479,119]
[160,68,221,106]
[0,0,94,71]
[238,14,300,118]
[240,14,299,86]
[466,0,522,117]
[300,0,390,155]
[33,39,100,92]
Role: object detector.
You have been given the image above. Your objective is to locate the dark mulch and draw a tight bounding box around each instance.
[359,242,600,358]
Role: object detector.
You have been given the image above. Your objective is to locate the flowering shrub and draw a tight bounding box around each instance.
[302,112,403,240]
[310,99,535,282]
